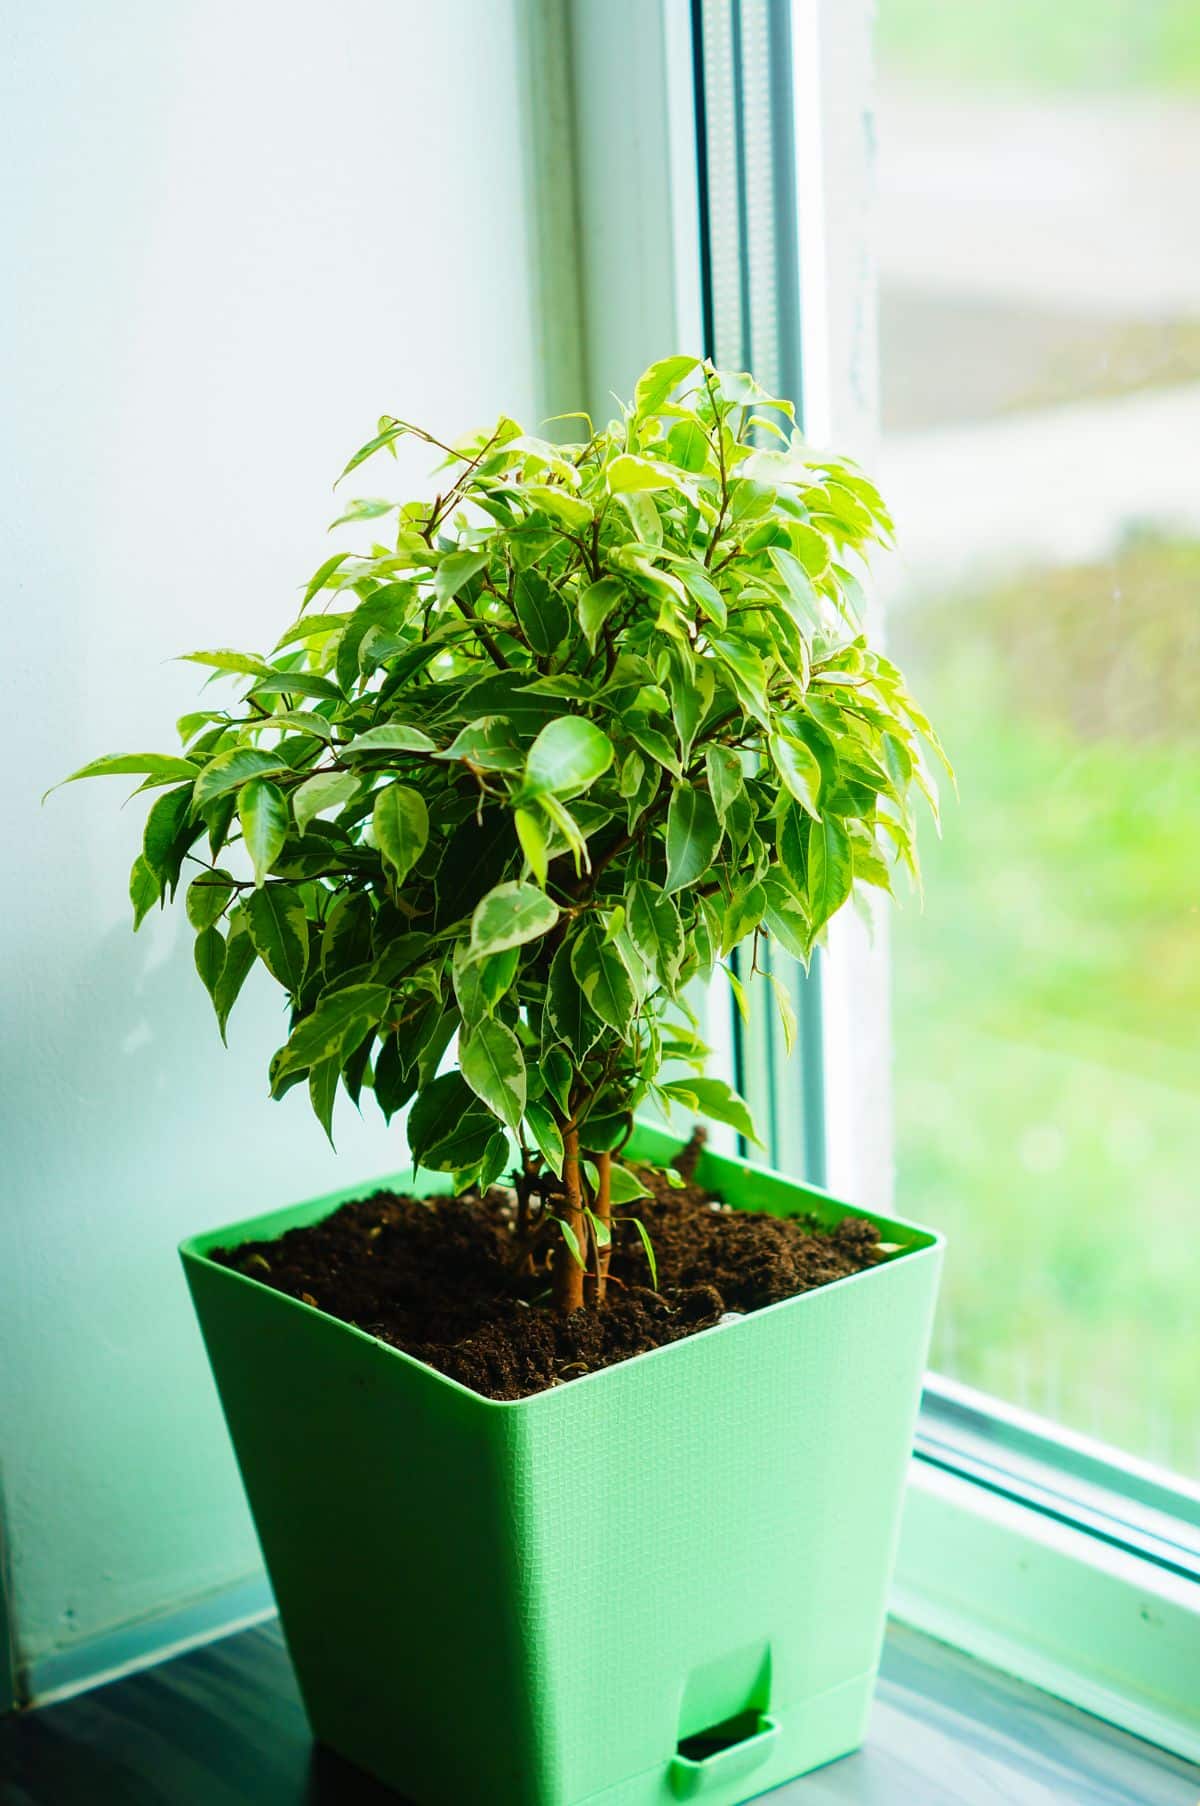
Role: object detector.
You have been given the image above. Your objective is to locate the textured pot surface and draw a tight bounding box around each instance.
[181,1124,942,1806]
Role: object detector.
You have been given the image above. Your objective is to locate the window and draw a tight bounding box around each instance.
[664,0,1200,1749]
[878,0,1200,1479]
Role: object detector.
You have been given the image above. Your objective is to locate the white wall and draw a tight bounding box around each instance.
[0,0,553,1688]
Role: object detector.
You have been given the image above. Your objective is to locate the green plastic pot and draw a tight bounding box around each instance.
[180,1122,942,1806]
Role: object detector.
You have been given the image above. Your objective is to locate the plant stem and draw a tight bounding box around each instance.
[552,1125,586,1314]
[583,1149,612,1307]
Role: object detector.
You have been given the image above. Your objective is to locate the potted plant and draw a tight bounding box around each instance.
[56,357,947,1805]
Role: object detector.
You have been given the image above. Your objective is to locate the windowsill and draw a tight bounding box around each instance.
[2,1615,1197,1804]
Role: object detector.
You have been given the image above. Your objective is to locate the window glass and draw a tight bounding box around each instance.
[878,1,1200,1472]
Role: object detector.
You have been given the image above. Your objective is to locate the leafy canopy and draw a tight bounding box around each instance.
[56,356,946,1195]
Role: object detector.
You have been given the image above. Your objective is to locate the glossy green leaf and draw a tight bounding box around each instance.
[46,751,199,800]
[664,783,721,894]
[245,884,309,994]
[471,881,559,957]
[769,733,823,820]
[634,353,698,417]
[185,868,235,931]
[513,569,569,655]
[130,854,160,929]
[373,783,428,885]
[627,879,683,986]
[570,925,635,1032]
[407,1071,495,1170]
[704,745,743,820]
[806,813,853,931]
[524,716,613,798]
[211,911,256,1042]
[272,982,391,1090]
[340,724,437,759]
[434,548,488,606]
[460,1015,526,1133]
[523,1098,565,1176]
[663,1075,760,1145]
[577,576,624,650]
[193,747,290,811]
[293,771,360,837]
[192,923,226,1000]
[607,1163,650,1204]
[239,779,288,887]
[514,806,548,886]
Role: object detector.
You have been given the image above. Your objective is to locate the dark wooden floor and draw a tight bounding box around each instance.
[2,1618,1197,1805]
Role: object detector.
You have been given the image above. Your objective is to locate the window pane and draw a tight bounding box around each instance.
[878,2,1200,1474]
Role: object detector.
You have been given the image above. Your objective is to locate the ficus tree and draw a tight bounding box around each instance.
[54,356,946,1313]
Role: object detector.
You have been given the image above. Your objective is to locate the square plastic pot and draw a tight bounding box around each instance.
[180,1122,942,1806]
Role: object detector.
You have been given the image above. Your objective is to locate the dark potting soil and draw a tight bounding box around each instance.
[213,1138,886,1400]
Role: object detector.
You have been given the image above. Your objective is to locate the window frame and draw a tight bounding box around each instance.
[565,0,1200,1760]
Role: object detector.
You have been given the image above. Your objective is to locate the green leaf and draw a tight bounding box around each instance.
[710,636,770,723]
[628,720,682,778]
[626,879,683,986]
[704,745,743,820]
[570,925,635,1032]
[245,884,309,994]
[523,1099,564,1176]
[340,724,437,758]
[408,1071,494,1170]
[669,644,714,762]
[471,880,559,957]
[373,783,429,886]
[180,648,275,680]
[272,983,392,1090]
[185,868,234,931]
[544,941,602,1057]
[523,716,613,798]
[664,1076,761,1145]
[627,1214,658,1289]
[460,1016,526,1134]
[584,1207,612,1249]
[260,710,336,741]
[293,770,360,837]
[761,871,813,963]
[769,733,823,819]
[767,547,820,627]
[577,577,624,651]
[434,548,488,606]
[193,747,290,811]
[239,779,288,887]
[525,485,592,531]
[142,783,197,889]
[193,925,226,1000]
[130,854,160,929]
[606,453,677,494]
[666,417,710,472]
[664,783,721,894]
[790,522,830,578]
[634,353,699,417]
[607,1163,650,1205]
[614,491,663,547]
[514,806,549,886]
[300,550,351,610]
[309,1058,340,1145]
[328,496,397,531]
[212,911,257,1042]
[807,813,853,931]
[513,569,569,655]
[46,751,199,800]
[556,1215,586,1269]
[676,561,727,628]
